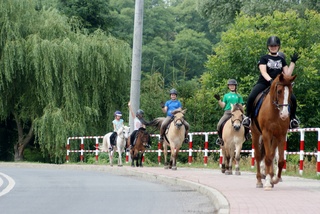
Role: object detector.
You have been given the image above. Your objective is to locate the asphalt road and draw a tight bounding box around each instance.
[0,163,215,214]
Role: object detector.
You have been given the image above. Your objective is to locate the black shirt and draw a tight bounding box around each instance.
[257,54,287,85]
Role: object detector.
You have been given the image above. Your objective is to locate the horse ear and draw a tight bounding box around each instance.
[182,109,187,114]
[291,75,297,82]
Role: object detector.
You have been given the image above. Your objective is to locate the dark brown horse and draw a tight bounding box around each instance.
[251,73,296,190]
[128,128,150,167]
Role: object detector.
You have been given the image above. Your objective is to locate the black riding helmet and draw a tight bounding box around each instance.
[169,88,178,95]
[136,109,144,118]
[227,79,237,92]
[267,36,281,55]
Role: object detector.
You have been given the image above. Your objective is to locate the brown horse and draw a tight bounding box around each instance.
[128,128,150,167]
[221,103,245,175]
[251,73,296,190]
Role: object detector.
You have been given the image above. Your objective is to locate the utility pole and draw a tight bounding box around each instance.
[129,0,144,131]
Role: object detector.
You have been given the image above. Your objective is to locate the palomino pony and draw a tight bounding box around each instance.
[128,128,150,167]
[221,103,246,175]
[251,73,296,190]
[101,125,130,167]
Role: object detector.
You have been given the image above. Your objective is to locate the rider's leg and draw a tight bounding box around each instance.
[184,121,190,144]
[159,116,172,143]
[215,111,231,146]
[243,84,266,128]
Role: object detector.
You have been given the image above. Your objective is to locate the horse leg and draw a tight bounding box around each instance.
[263,135,275,190]
[130,150,135,167]
[163,143,169,169]
[109,151,113,167]
[235,146,241,176]
[254,136,263,188]
[172,149,178,170]
[221,152,226,173]
[139,152,144,167]
[118,149,123,167]
[273,142,285,184]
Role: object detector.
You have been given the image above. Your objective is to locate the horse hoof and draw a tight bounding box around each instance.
[221,169,226,173]
[225,171,232,175]
[235,171,241,175]
[164,166,169,169]
[172,167,177,170]
[264,186,273,191]
[118,165,123,167]
[256,183,263,188]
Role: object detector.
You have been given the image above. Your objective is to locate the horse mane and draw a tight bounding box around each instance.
[171,108,187,115]
[231,103,244,113]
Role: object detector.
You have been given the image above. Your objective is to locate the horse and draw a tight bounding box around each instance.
[127,128,150,167]
[251,73,296,190]
[101,125,130,167]
[144,109,187,170]
[221,103,245,175]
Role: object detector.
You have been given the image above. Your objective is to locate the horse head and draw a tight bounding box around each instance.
[171,109,187,129]
[270,73,297,120]
[230,103,244,131]
[117,126,130,139]
[136,128,150,147]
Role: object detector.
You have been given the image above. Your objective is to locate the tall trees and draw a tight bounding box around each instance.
[0,0,131,161]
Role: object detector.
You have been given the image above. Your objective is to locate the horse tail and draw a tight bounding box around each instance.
[143,117,165,130]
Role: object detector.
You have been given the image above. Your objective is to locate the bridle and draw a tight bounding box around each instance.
[272,82,291,110]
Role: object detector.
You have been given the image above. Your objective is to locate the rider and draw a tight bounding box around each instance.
[242,36,300,129]
[214,79,250,146]
[109,110,124,151]
[128,102,151,149]
[159,88,190,144]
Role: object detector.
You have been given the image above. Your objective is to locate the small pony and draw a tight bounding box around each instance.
[251,73,296,190]
[221,103,246,175]
[145,109,187,170]
[128,128,150,167]
[101,125,130,167]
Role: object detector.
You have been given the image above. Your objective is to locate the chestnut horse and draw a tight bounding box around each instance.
[251,73,296,190]
[221,103,245,175]
[128,128,150,167]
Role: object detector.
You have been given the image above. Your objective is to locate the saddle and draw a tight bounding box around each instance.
[110,132,117,146]
[218,118,230,138]
[253,87,270,117]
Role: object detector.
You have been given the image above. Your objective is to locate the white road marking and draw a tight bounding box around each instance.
[0,172,15,197]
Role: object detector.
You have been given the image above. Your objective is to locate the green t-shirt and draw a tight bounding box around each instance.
[222,92,244,111]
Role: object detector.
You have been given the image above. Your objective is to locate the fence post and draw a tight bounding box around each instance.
[283,135,288,172]
[158,135,161,165]
[251,142,255,168]
[204,133,209,166]
[80,137,84,162]
[66,138,70,163]
[299,129,305,175]
[317,129,320,176]
[95,137,99,162]
[188,134,193,165]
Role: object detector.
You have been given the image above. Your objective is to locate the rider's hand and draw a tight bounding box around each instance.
[290,52,300,63]
[160,101,165,108]
[214,94,220,101]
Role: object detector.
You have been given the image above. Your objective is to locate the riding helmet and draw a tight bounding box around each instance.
[114,110,122,117]
[267,36,281,47]
[136,109,144,118]
[227,79,238,85]
[169,88,178,95]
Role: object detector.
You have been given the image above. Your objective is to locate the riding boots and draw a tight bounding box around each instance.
[290,118,299,129]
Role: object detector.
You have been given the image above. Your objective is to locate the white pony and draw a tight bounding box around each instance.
[101,125,130,167]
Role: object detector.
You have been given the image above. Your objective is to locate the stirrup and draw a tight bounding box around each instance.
[242,117,251,128]
[215,138,223,146]
[184,138,189,144]
[290,118,299,129]
[159,137,164,143]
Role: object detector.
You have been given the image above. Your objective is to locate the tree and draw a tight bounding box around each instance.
[0,0,131,162]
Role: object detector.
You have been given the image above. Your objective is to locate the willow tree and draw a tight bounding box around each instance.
[0,0,131,162]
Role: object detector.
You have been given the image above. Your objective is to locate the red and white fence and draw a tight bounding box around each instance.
[66,128,320,176]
